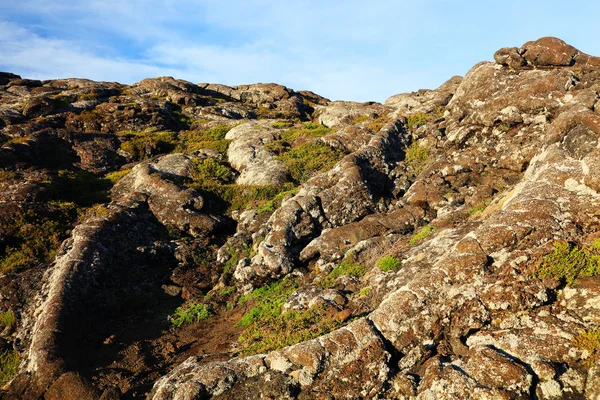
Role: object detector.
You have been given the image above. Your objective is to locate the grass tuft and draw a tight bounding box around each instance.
[535,241,600,286]
[377,255,402,272]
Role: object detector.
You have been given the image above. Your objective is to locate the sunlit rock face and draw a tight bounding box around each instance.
[1,37,600,399]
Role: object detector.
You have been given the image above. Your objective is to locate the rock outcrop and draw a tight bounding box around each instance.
[1,37,600,400]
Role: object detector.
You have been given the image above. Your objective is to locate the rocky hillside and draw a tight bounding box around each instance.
[1,37,600,399]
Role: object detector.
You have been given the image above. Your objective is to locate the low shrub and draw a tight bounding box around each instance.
[406,112,431,129]
[409,226,434,245]
[0,311,16,328]
[573,329,600,366]
[237,305,343,356]
[104,169,132,184]
[169,303,212,328]
[377,255,402,272]
[320,256,366,288]
[277,142,343,183]
[404,142,430,177]
[0,350,19,386]
[119,130,178,160]
[535,240,600,286]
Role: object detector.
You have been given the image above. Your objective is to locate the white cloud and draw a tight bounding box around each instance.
[0,1,457,101]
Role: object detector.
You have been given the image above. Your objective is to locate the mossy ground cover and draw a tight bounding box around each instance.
[535,240,600,286]
[573,329,600,366]
[320,256,367,288]
[236,278,343,355]
[377,255,402,272]
[169,303,212,328]
[404,142,430,177]
[0,350,19,386]
[409,226,434,245]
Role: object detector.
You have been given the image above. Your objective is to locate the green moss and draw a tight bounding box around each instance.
[45,170,111,207]
[353,115,370,124]
[235,278,344,355]
[0,311,16,328]
[377,255,402,272]
[0,207,72,274]
[176,125,232,155]
[256,187,298,215]
[573,329,600,366]
[468,200,491,216]
[237,278,298,327]
[104,169,131,184]
[358,287,371,297]
[0,350,19,386]
[79,92,99,101]
[217,286,235,297]
[169,303,212,328]
[535,241,600,286]
[237,305,343,356]
[406,112,431,129]
[277,142,343,183]
[222,243,255,274]
[279,123,334,143]
[119,130,178,160]
[271,121,294,129]
[320,256,367,288]
[409,226,434,245]
[404,142,430,177]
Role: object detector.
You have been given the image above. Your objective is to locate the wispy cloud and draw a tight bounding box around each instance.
[2,0,599,101]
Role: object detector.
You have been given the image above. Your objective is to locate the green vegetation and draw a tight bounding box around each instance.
[0,311,16,328]
[0,207,70,274]
[45,170,111,207]
[169,303,212,328]
[238,278,298,327]
[320,256,367,288]
[105,169,132,184]
[535,240,600,286]
[223,243,255,274]
[353,115,370,124]
[359,287,371,297]
[256,187,299,215]
[573,329,600,366]
[277,142,343,183]
[409,226,434,245]
[236,278,343,355]
[217,286,235,297]
[404,142,430,177]
[80,92,99,101]
[499,124,511,132]
[177,124,232,155]
[0,350,19,386]
[279,122,333,143]
[468,200,491,216]
[271,121,294,129]
[377,255,402,272]
[238,305,343,356]
[406,112,431,129]
[118,129,178,160]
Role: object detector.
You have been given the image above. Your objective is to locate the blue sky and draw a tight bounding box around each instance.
[1,0,599,102]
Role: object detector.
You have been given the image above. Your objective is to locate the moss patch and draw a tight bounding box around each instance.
[0,311,16,328]
[409,226,434,245]
[535,240,600,286]
[320,256,366,288]
[573,329,600,366]
[0,350,19,386]
[406,112,431,129]
[169,303,212,328]
[237,278,342,355]
[404,142,430,177]
[377,255,402,272]
[277,142,343,183]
